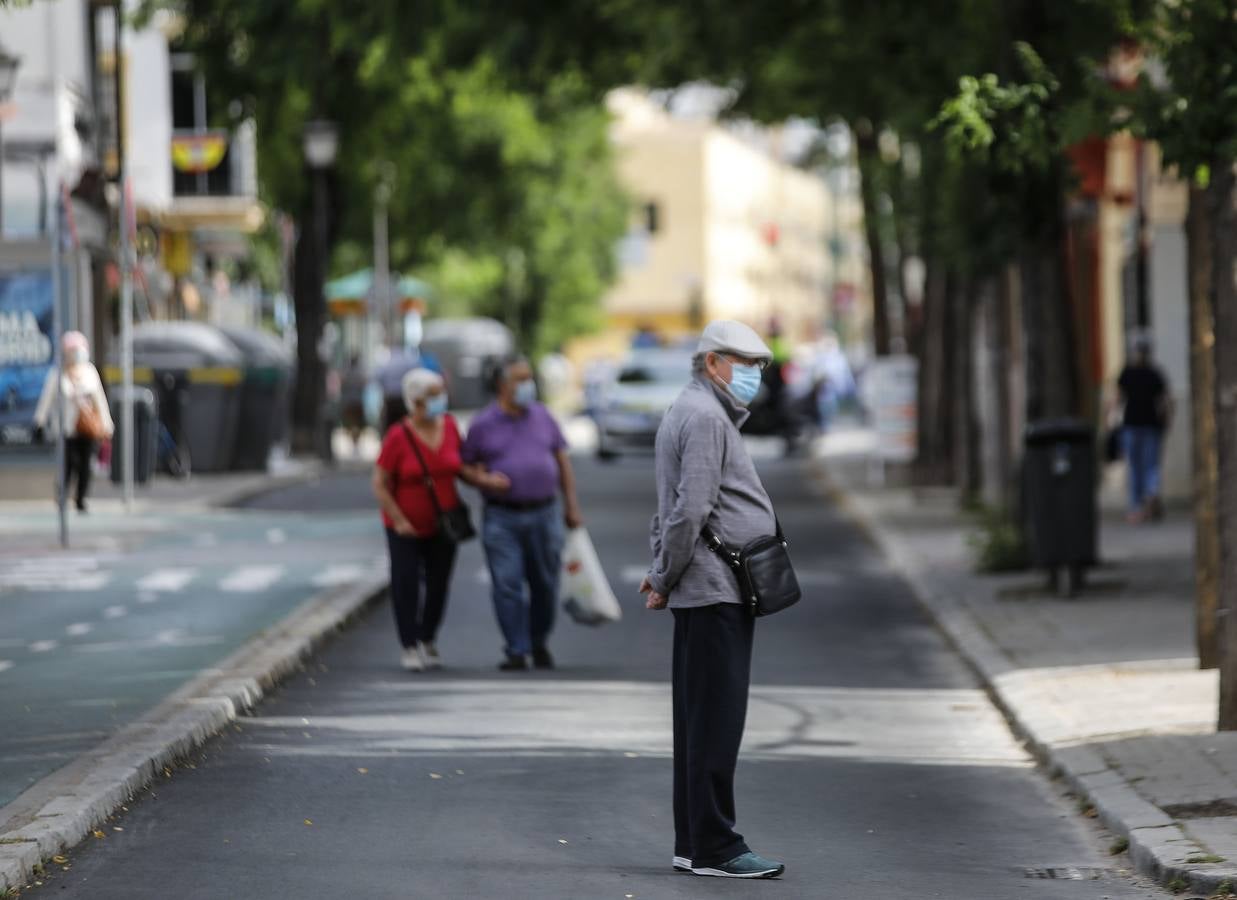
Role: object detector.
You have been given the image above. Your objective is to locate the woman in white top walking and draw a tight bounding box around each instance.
[33,331,113,511]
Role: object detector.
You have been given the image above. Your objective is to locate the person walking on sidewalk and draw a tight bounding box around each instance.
[33,330,113,512]
[1117,334,1172,523]
[372,368,466,672]
[461,356,583,672]
[639,320,786,880]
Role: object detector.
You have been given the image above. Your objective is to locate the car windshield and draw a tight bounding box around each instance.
[616,357,691,386]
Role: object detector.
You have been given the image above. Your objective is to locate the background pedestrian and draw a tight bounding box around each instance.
[461,356,583,671]
[1117,334,1172,523]
[33,331,113,512]
[372,368,464,671]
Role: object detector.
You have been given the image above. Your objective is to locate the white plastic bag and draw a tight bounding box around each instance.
[560,527,622,626]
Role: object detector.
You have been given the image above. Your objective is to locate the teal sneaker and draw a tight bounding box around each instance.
[692,851,785,879]
[672,856,692,872]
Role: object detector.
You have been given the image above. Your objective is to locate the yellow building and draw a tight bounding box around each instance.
[591,89,866,356]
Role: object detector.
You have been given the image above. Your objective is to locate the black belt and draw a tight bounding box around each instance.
[486,496,555,511]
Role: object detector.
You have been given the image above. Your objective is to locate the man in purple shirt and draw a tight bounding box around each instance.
[461,357,584,671]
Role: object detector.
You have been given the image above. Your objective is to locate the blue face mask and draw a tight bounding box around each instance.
[513,380,537,409]
[424,394,448,419]
[725,363,762,406]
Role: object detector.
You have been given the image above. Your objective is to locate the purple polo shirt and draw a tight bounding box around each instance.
[461,402,567,503]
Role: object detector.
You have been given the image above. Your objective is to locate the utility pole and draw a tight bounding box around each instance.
[115,4,134,508]
[373,162,394,353]
[51,180,67,548]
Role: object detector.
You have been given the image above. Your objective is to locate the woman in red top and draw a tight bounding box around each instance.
[373,368,468,671]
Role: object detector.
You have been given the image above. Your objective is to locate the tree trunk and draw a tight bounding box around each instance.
[855,127,892,356]
[952,277,979,499]
[1020,234,1081,420]
[1187,182,1222,670]
[1208,164,1237,729]
[914,259,952,484]
[291,170,331,455]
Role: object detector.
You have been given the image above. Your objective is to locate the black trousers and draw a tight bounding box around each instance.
[672,602,755,868]
[385,529,457,648]
[64,437,94,508]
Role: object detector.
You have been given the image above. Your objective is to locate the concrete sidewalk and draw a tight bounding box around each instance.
[820,431,1237,895]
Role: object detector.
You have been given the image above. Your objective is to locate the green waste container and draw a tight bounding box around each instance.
[217,326,293,470]
[127,322,244,474]
[107,386,158,485]
[1023,418,1097,595]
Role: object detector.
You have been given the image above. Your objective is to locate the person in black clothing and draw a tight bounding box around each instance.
[1117,334,1172,522]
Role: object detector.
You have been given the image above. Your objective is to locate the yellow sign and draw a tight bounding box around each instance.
[171,133,229,174]
[162,230,193,277]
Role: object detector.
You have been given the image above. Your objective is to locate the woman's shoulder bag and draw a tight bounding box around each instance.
[400,421,476,542]
[701,520,802,617]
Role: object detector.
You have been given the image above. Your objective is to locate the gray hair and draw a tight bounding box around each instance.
[691,352,710,375]
[401,367,444,411]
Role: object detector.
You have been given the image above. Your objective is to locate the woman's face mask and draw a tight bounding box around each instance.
[424,393,449,419]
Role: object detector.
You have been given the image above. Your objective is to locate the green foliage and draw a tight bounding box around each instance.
[163,0,629,353]
[968,506,1031,573]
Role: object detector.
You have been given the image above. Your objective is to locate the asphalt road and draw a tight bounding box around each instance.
[27,456,1169,899]
[0,503,382,809]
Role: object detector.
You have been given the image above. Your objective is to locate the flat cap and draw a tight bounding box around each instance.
[696,320,773,361]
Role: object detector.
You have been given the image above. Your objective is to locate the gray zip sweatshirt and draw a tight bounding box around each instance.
[647,373,777,608]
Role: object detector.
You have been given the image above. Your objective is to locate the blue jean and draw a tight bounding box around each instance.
[1124,426,1163,510]
[482,503,564,656]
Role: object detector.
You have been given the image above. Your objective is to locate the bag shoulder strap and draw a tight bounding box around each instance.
[399,420,444,517]
[701,516,785,568]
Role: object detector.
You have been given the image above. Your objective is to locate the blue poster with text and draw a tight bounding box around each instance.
[0,270,55,441]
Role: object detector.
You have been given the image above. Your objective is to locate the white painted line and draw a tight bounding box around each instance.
[29,640,59,653]
[311,564,365,588]
[66,623,94,637]
[266,528,287,545]
[137,568,197,593]
[619,565,648,585]
[137,591,160,604]
[0,660,12,673]
[103,605,128,619]
[220,565,285,593]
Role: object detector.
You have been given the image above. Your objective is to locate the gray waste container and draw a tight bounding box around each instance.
[420,317,516,410]
[1023,418,1097,594]
[128,322,244,473]
[108,386,158,485]
[217,326,293,470]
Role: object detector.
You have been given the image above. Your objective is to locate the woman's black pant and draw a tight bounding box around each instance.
[64,437,95,508]
[672,602,755,868]
[385,529,457,648]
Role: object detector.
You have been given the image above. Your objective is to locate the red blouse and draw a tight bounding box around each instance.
[376,415,463,535]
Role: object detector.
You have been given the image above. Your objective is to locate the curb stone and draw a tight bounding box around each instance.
[817,463,1237,896]
[0,573,388,892]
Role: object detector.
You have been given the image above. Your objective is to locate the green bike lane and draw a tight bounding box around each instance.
[0,505,385,809]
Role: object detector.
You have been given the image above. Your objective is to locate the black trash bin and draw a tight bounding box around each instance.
[217,326,293,470]
[127,322,244,473]
[108,386,158,485]
[1023,418,1097,595]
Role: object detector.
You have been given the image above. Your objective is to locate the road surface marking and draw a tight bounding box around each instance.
[73,630,226,653]
[29,640,59,653]
[620,566,647,585]
[137,591,160,604]
[103,605,128,619]
[311,564,366,588]
[0,661,12,673]
[137,568,197,593]
[65,623,93,637]
[244,681,1031,767]
[220,565,285,592]
[266,528,287,544]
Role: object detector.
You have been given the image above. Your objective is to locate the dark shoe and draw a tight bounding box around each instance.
[692,852,784,879]
[75,499,87,513]
[498,653,528,672]
[673,856,692,872]
[532,647,555,670]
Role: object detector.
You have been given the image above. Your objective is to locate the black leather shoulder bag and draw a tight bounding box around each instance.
[400,421,476,543]
[701,520,802,617]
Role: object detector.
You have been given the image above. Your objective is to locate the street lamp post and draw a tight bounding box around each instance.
[0,42,22,237]
[372,161,395,358]
[296,119,338,459]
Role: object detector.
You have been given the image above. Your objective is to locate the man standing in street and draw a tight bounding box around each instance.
[1117,333,1173,523]
[462,356,584,671]
[640,320,786,879]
